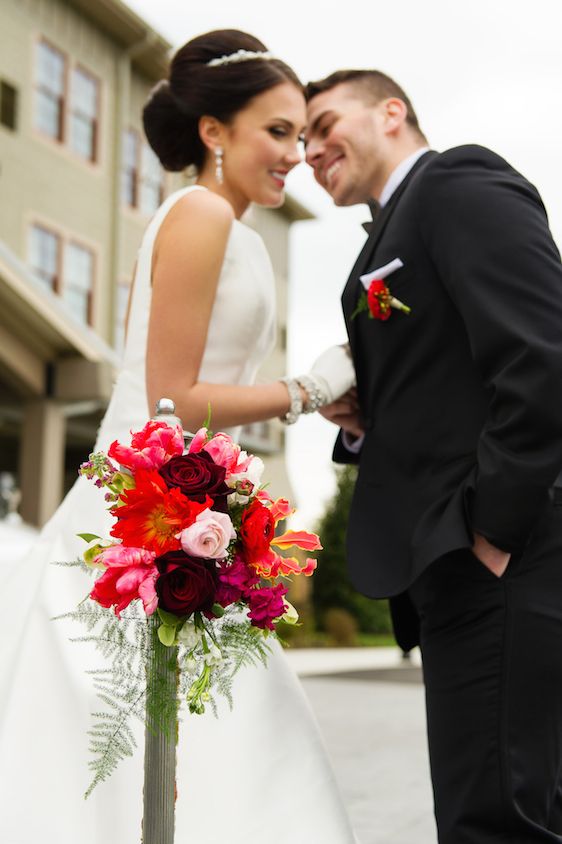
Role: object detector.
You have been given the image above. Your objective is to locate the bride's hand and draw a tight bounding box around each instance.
[307,344,357,405]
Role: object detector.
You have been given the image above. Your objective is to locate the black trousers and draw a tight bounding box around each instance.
[408,498,562,843]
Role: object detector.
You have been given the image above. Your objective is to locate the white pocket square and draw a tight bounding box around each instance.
[359,258,404,290]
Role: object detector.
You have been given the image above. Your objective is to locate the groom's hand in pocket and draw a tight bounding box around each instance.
[472,532,511,578]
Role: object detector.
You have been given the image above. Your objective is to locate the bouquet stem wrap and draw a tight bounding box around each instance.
[142,615,178,844]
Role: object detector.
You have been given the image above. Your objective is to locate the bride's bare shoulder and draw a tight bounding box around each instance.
[164,188,234,232]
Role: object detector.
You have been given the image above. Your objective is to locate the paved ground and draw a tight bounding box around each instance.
[286,648,436,844]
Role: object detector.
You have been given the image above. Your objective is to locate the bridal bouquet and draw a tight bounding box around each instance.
[69,419,320,797]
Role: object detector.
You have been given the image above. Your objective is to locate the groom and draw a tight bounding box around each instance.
[305,70,562,842]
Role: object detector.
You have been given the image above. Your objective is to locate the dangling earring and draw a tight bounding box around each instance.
[215,146,224,184]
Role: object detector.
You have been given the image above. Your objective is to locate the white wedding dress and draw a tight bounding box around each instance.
[0,186,356,844]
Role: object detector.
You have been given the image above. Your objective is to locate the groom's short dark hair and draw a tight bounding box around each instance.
[305,70,426,140]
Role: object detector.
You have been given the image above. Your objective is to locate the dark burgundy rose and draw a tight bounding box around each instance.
[159,452,230,512]
[155,551,218,616]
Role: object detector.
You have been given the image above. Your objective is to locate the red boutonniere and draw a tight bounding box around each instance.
[352,278,411,321]
[351,258,411,321]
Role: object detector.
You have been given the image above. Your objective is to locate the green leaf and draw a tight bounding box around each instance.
[157,624,177,647]
[211,603,225,617]
[77,533,101,543]
[202,402,213,433]
[351,293,369,320]
[157,608,182,627]
[83,544,106,566]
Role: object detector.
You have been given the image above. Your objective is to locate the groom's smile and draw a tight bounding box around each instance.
[305,84,388,206]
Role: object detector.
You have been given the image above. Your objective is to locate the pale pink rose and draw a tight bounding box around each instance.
[179,508,236,560]
[203,432,241,474]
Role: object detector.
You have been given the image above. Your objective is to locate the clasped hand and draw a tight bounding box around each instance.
[320,387,364,440]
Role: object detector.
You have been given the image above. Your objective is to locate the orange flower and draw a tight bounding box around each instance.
[270,530,323,552]
[110,469,210,554]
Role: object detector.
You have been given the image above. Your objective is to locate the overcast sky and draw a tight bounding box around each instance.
[125,0,562,526]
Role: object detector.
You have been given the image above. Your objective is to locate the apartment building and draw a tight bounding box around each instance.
[0,0,311,526]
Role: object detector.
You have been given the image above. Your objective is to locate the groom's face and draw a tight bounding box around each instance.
[305,83,387,206]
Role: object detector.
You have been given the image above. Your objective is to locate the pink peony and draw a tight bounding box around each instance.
[247,583,288,631]
[202,432,241,475]
[108,421,184,473]
[91,545,158,616]
[179,508,235,560]
[216,555,259,607]
[187,427,209,455]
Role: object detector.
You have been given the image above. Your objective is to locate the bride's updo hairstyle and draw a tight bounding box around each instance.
[143,30,301,172]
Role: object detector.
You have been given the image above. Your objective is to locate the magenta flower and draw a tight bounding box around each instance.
[216,555,259,608]
[247,583,288,631]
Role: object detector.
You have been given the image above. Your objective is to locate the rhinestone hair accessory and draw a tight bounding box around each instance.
[206,49,274,68]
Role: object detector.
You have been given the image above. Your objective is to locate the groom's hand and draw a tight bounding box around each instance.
[472,532,511,578]
[320,389,364,438]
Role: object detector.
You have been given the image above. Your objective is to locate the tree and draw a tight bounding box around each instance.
[312,465,392,635]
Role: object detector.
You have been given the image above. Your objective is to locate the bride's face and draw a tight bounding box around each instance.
[220,82,306,210]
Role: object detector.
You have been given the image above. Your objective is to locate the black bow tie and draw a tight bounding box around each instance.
[361,200,381,234]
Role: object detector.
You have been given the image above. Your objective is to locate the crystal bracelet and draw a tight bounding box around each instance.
[279,377,303,425]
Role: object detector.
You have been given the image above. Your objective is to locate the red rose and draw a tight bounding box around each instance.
[155,551,218,616]
[367,279,392,321]
[239,499,275,564]
[159,452,230,512]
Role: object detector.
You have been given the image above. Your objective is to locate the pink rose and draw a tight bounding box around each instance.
[91,545,158,616]
[247,584,288,631]
[108,421,184,473]
[179,508,236,560]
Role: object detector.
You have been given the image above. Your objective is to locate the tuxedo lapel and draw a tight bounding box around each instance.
[342,150,438,352]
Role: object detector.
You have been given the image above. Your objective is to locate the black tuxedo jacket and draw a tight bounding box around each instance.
[335,145,562,601]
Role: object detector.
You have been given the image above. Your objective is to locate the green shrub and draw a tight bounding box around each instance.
[313,465,392,636]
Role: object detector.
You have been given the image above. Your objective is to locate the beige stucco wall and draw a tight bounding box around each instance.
[0,0,304,519]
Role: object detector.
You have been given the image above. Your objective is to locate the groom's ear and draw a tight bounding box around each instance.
[198,115,226,151]
[380,98,408,135]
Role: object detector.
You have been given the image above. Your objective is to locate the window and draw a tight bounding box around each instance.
[64,242,94,323]
[121,129,139,207]
[69,67,99,161]
[121,128,164,214]
[0,81,18,131]
[239,421,278,454]
[28,225,95,324]
[28,224,61,291]
[114,280,131,353]
[140,143,164,214]
[34,40,100,163]
[35,40,65,141]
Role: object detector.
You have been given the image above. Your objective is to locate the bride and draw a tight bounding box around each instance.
[0,29,357,844]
